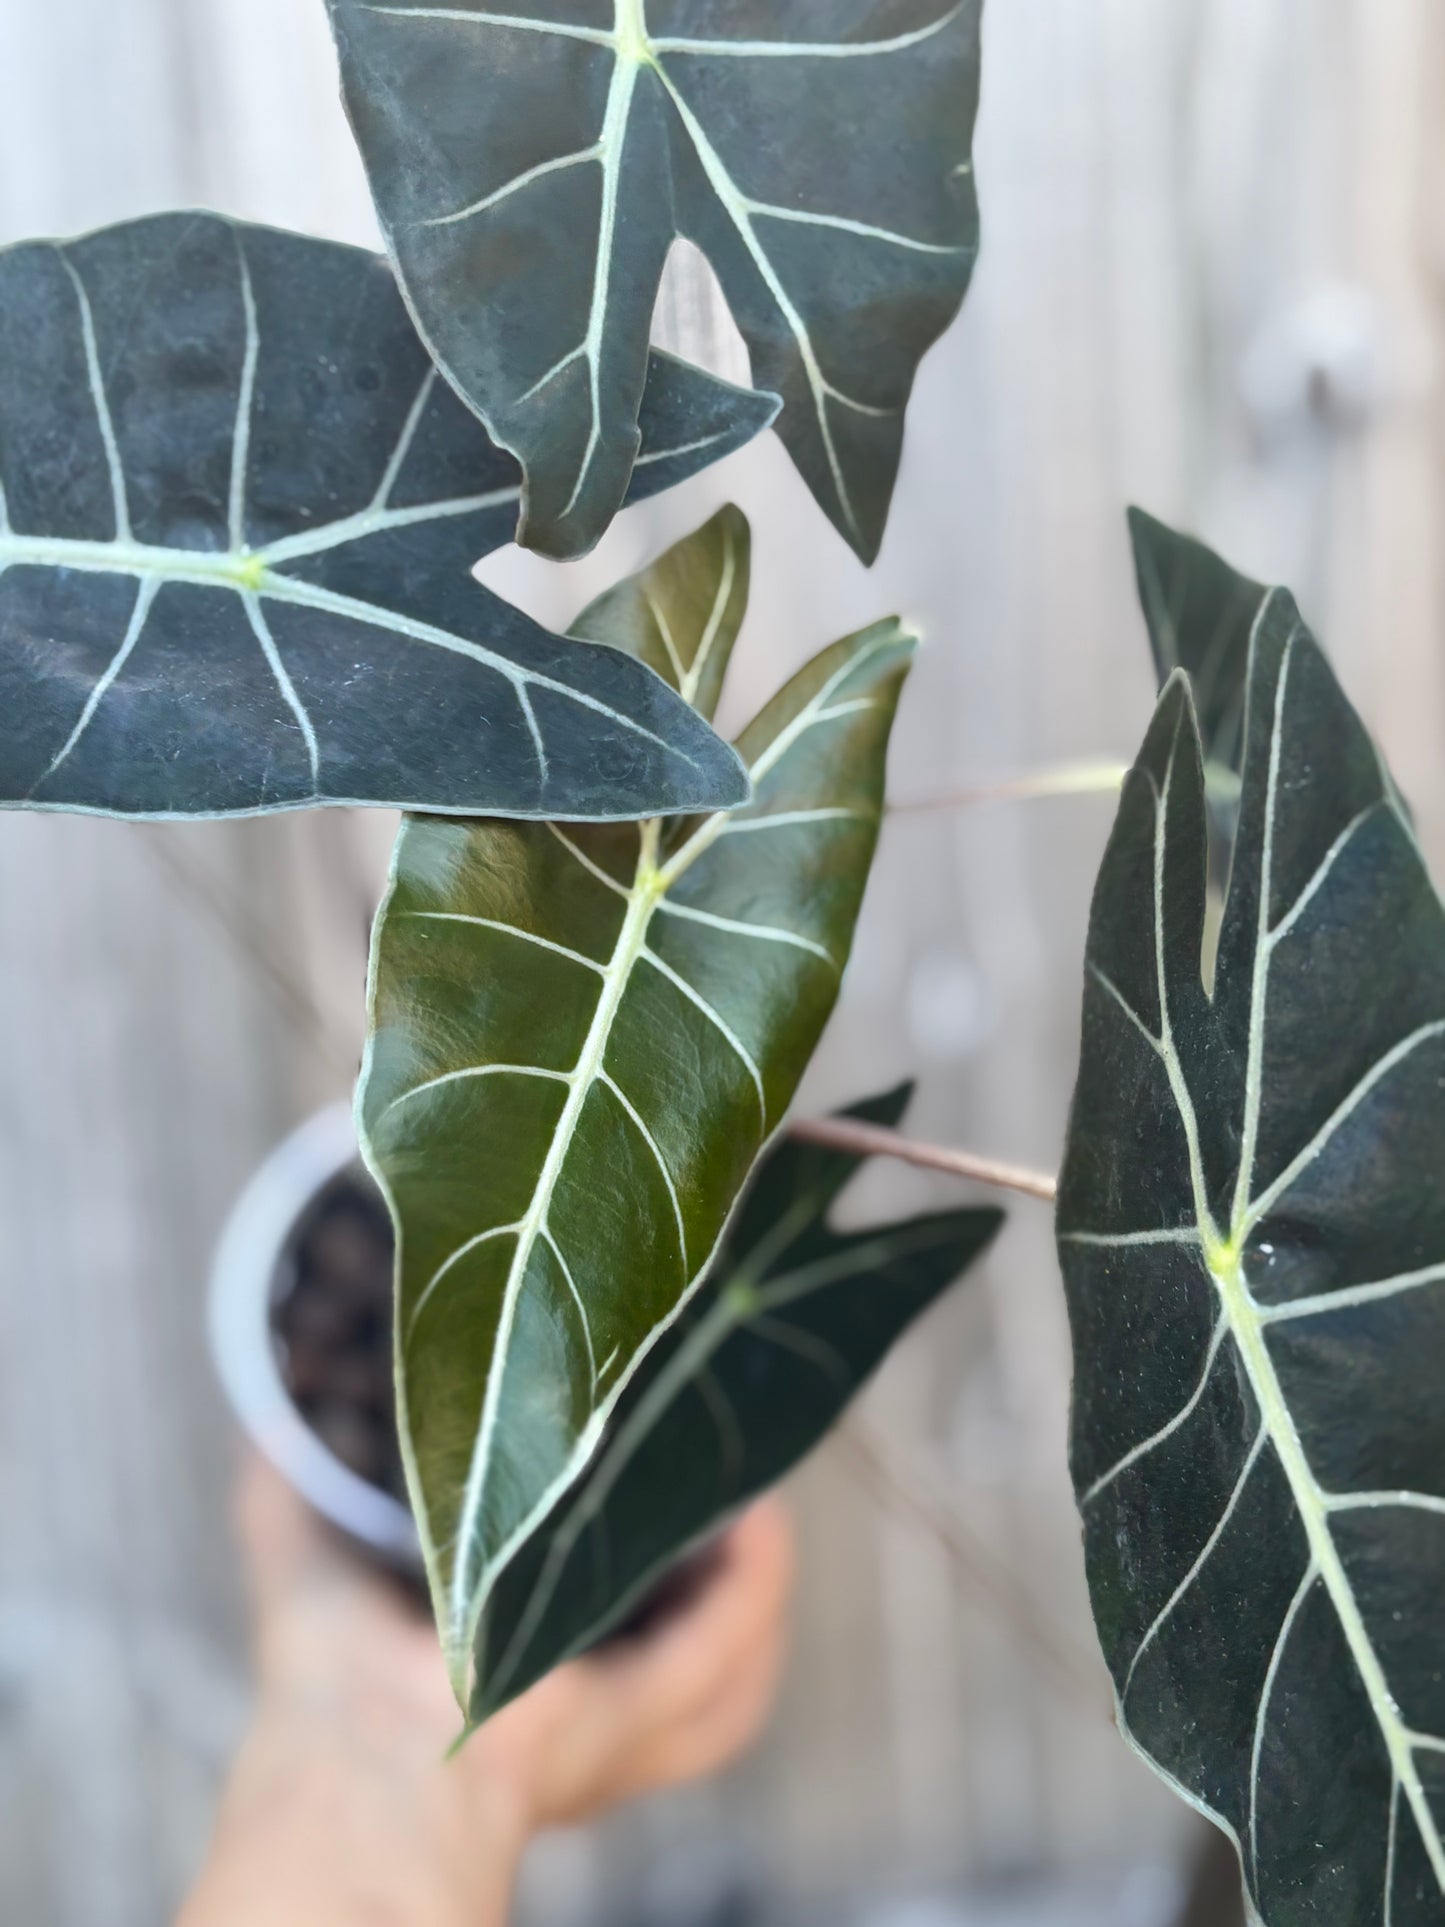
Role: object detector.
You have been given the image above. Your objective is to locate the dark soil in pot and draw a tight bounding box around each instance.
[271,1165,408,1512]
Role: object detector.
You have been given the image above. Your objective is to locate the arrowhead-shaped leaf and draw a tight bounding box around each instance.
[323,0,982,562]
[470,1083,1001,1722]
[0,213,771,819]
[358,507,914,1693]
[1059,570,1445,1919]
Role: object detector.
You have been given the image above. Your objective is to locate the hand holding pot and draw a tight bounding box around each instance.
[178,1457,794,1927]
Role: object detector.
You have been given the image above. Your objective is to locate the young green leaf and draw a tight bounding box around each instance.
[0,213,770,820]
[323,0,982,563]
[358,508,914,1694]
[470,1082,1001,1723]
[1059,581,1445,1921]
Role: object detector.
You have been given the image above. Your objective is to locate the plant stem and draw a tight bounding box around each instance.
[889,758,1130,816]
[789,1116,1058,1204]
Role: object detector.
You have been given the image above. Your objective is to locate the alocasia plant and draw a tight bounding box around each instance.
[470,1083,1001,1723]
[1059,539,1445,1921]
[322,0,982,561]
[0,212,768,819]
[358,506,915,1691]
[13,7,1445,1914]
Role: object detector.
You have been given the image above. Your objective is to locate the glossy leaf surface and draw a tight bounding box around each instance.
[1059,578,1445,1920]
[472,1083,1001,1720]
[0,213,769,819]
[324,0,981,562]
[359,508,914,1691]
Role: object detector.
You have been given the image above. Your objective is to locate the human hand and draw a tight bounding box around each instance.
[179,1456,794,1927]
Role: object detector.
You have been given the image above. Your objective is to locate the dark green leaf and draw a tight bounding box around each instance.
[1129,507,1265,801]
[470,1082,1000,1721]
[324,0,982,562]
[358,507,914,1692]
[1059,578,1445,1920]
[0,212,770,819]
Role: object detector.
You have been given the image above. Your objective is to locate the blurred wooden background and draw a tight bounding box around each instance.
[2,2,1444,1922]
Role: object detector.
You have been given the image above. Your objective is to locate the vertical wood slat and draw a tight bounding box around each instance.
[0,7,381,1924]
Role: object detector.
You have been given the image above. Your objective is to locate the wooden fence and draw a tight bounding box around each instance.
[1,2,1442,1920]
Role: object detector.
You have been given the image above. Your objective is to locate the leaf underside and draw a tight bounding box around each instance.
[0,212,771,819]
[470,1082,1001,1722]
[1059,567,1445,1921]
[324,0,982,562]
[357,506,914,1694]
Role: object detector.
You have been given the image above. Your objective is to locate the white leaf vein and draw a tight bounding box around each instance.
[407,1221,524,1343]
[643,588,685,683]
[640,946,766,1128]
[370,368,437,514]
[1121,1428,1268,1706]
[229,236,260,550]
[747,199,968,256]
[1249,1562,1318,1882]
[747,1309,852,1394]
[1081,1314,1229,1507]
[359,5,612,43]
[58,249,130,542]
[543,1226,597,1396]
[721,807,870,837]
[422,144,602,228]
[650,7,964,59]
[656,898,837,967]
[33,575,160,788]
[1083,669,1445,1895]
[399,910,604,974]
[680,520,737,707]
[1260,1262,1445,1325]
[599,1066,688,1273]
[242,590,321,786]
[651,68,866,544]
[383,1062,570,1117]
[1060,1226,1200,1249]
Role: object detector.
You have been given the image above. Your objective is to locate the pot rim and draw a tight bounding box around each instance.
[208,1101,419,1564]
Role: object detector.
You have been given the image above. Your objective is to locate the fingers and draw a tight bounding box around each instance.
[610,1593,790,1802]
[604,1499,795,1727]
[503,1499,796,1829]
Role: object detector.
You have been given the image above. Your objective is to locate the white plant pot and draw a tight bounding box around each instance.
[208,1102,420,1569]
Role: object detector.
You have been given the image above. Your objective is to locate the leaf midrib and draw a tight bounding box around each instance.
[1132,680,1445,1897]
[1207,1241,1443,1887]
[427,637,899,1695]
[439,789,750,1681]
[446,816,667,1685]
[0,526,713,767]
[396,0,966,548]
[0,493,516,590]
